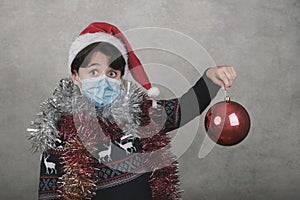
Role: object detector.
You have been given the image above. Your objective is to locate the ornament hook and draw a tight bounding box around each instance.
[224,88,230,102]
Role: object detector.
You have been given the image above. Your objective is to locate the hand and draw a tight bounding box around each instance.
[205,66,237,90]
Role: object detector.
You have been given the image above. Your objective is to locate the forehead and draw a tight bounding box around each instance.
[79,51,110,71]
[78,51,121,74]
[88,51,110,65]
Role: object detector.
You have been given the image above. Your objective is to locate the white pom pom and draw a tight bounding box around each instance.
[147,87,160,98]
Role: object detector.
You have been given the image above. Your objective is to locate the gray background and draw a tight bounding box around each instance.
[1,0,299,199]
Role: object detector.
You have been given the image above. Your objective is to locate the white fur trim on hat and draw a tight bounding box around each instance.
[147,87,160,98]
[68,32,129,76]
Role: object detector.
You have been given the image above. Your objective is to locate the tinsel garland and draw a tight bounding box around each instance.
[27,78,76,152]
[58,136,98,200]
[27,77,182,199]
[57,111,102,200]
[138,115,183,199]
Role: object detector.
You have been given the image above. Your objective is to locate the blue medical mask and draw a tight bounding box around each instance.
[77,74,121,108]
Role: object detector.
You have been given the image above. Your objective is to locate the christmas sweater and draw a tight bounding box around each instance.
[28,69,220,200]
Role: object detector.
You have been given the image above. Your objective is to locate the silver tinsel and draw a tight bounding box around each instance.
[27,77,162,153]
[27,77,182,200]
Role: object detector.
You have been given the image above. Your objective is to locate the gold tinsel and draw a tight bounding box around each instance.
[58,136,98,200]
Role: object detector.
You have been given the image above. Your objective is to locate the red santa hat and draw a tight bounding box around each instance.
[68,22,160,97]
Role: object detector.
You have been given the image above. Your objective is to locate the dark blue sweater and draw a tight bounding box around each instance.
[38,72,220,200]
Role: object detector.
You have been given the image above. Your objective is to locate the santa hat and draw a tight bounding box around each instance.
[68,22,160,98]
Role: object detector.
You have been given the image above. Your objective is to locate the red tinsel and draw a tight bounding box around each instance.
[57,112,103,200]
[139,99,182,200]
[58,136,98,200]
[28,77,183,199]
[57,95,182,199]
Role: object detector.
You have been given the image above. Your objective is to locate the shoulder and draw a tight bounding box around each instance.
[27,77,77,153]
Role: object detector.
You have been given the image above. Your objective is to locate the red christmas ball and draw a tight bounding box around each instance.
[204,97,250,146]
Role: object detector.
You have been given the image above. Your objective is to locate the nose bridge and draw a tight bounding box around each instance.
[95,75,107,87]
[106,76,119,90]
[102,76,111,88]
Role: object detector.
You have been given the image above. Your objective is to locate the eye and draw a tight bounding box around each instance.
[107,70,117,78]
[89,69,98,76]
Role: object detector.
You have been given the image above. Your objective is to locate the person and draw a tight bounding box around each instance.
[27,22,236,200]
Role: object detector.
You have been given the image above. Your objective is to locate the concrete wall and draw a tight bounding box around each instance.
[0,0,299,199]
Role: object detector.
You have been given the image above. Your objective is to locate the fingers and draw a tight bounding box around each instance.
[230,66,237,78]
[225,67,234,80]
[216,66,237,89]
[218,71,229,89]
[224,70,233,88]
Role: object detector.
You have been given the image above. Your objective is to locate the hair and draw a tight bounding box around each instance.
[71,42,126,76]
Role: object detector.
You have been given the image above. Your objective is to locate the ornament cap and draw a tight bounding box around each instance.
[225,96,230,102]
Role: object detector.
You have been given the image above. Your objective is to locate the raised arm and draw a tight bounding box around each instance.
[149,68,220,133]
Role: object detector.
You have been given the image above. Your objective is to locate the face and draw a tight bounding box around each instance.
[72,51,122,88]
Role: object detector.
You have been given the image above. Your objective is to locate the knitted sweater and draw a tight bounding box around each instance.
[33,70,220,200]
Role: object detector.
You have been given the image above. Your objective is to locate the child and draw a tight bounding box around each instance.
[27,22,236,200]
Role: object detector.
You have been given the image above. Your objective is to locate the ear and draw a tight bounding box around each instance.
[71,72,81,87]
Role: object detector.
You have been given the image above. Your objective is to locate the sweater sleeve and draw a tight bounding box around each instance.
[147,68,221,133]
